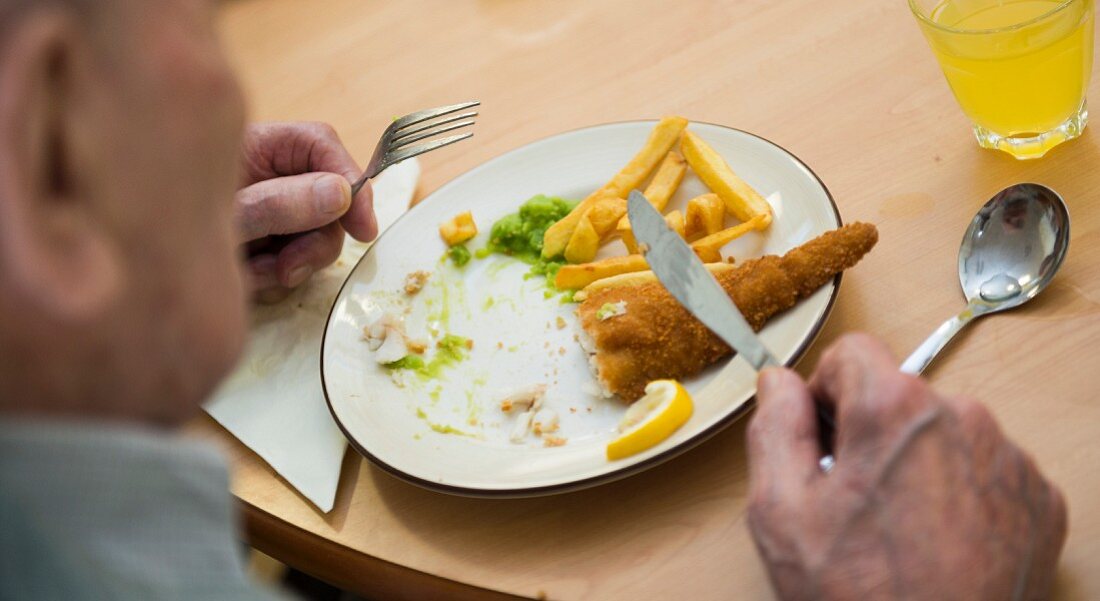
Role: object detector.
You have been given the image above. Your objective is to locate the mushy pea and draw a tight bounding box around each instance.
[479,195,578,288]
[446,244,471,267]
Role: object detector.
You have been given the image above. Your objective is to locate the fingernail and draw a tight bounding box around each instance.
[287,266,313,288]
[314,175,351,215]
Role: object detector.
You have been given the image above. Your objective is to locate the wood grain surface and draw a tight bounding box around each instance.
[189,0,1100,598]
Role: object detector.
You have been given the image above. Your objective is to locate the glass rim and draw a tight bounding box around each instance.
[908,0,1079,35]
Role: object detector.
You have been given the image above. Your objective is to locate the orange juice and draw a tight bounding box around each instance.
[913,0,1095,158]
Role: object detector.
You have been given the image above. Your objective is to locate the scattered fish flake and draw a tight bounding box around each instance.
[498,384,547,413]
[542,435,567,447]
[404,270,431,295]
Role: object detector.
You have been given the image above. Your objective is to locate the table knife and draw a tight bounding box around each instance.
[627,190,836,471]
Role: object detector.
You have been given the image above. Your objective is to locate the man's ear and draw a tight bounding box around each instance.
[0,9,124,321]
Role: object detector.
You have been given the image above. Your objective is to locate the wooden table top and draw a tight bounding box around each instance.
[191,0,1100,598]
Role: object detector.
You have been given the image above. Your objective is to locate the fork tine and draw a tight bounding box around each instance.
[390,120,475,150]
[384,132,473,167]
[392,111,478,143]
[394,101,480,131]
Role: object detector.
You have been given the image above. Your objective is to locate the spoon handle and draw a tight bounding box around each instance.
[900,304,982,375]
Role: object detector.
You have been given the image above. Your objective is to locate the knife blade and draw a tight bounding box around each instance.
[627,190,836,470]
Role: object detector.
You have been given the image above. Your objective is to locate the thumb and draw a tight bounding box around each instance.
[235,172,351,242]
[340,179,378,242]
[747,368,823,496]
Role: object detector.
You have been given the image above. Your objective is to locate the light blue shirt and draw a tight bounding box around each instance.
[0,420,286,600]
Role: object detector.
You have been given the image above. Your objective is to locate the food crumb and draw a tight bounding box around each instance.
[465,339,474,350]
[569,407,577,413]
[586,407,592,413]
[556,316,567,330]
[542,435,567,447]
[557,347,566,356]
[572,334,579,342]
[403,270,431,295]
[407,339,428,355]
[496,341,504,350]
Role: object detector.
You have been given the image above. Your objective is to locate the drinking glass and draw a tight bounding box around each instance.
[910,0,1095,159]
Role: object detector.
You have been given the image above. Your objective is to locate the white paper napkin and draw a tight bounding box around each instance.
[204,159,420,512]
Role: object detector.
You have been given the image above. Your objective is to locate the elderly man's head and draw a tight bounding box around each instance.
[0,0,247,425]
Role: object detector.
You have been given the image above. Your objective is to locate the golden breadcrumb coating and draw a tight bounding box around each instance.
[578,222,878,401]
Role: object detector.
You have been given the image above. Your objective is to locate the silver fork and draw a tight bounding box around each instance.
[350,101,479,196]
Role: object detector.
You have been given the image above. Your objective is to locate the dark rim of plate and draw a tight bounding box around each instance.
[320,120,844,498]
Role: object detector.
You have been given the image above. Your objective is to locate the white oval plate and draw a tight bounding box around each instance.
[322,121,841,496]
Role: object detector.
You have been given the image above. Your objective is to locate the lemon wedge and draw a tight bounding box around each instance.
[606,380,693,460]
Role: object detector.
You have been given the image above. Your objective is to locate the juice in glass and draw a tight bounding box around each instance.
[911,0,1095,159]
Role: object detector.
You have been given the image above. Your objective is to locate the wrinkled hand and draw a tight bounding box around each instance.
[746,333,1067,601]
[236,122,377,304]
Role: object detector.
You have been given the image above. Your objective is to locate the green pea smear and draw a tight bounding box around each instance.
[479,195,578,293]
[384,334,471,381]
[415,403,475,437]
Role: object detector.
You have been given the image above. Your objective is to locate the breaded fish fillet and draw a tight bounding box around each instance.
[577,222,878,401]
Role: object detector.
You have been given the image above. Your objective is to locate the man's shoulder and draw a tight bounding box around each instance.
[0,491,122,600]
[0,421,289,601]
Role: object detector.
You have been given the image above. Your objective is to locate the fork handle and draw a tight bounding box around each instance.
[350,163,383,198]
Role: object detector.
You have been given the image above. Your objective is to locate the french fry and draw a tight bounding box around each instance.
[587,196,628,237]
[618,209,686,254]
[680,130,773,229]
[690,214,767,258]
[564,213,600,264]
[439,211,478,246]
[685,194,725,241]
[665,210,686,239]
[542,192,608,260]
[644,151,688,211]
[573,263,736,302]
[693,245,723,263]
[602,116,689,199]
[615,150,689,247]
[617,220,639,254]
[542,116,688,259]
[555,255,650,290]
[614,150,688,232]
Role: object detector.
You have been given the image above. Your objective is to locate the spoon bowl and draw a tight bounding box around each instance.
[900,183,1070,374]
[958,183,1070,310]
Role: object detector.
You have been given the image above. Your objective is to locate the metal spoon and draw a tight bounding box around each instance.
[900,183,1070,375]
